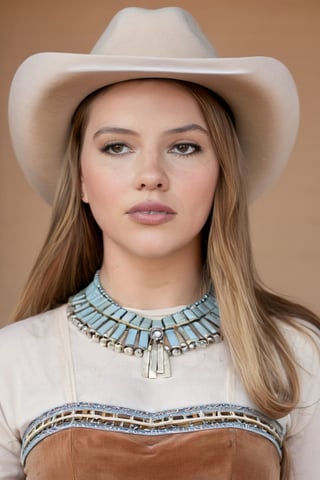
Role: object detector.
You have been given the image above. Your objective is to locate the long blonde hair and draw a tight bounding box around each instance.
[13,79,319,478]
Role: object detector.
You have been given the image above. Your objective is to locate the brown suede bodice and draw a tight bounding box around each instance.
[24,427,281,479]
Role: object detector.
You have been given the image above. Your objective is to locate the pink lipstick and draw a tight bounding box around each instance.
[127,202,176,225]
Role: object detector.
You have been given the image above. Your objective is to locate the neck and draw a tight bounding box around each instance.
[99,244,205,310]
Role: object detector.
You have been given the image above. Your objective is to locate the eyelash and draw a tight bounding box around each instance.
[100,142,202,156]
[169,143,202,156]
[101,142,132,155]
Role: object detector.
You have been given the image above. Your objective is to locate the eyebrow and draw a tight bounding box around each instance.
[164,124,208,135]
[93,123,208,138]
[94,127,138,138]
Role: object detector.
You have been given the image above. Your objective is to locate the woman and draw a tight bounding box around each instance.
[1,7,319,479]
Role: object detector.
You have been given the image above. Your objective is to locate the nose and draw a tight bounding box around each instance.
[134,152,169,191]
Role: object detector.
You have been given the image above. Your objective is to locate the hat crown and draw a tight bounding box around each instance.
[91,7,217,58]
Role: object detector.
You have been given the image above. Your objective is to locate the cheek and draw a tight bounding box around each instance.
[194,170,219,231]
[81,169,99,204]
[80,154,116,204]
[80,151,94,203]
[80,143,109,203]
[191,167,219,210]
[81,171,117,205]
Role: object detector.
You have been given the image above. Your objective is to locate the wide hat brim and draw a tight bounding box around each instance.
[8,10,299,204]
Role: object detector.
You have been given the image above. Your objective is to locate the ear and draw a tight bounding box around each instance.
[80,175,89,203]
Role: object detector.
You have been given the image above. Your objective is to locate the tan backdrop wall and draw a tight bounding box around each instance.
[1,0,319,326]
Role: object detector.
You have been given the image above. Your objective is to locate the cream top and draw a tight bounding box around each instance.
[0,305,319,479]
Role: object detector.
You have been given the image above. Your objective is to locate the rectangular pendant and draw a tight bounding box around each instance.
[150,345,158,373]
[142,349,151,378]
[161,347,171,378]
[157,344,164,373]
[142,343,171,379]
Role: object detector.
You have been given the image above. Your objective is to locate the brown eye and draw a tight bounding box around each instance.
[102,143,131,155]
[170,143,201,156]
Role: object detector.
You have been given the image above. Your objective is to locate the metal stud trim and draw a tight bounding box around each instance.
[21,402,284,464]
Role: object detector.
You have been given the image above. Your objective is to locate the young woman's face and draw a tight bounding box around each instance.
[80,80,219,261]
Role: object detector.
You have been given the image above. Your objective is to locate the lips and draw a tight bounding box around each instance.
[128,202,175,214]
[127,202,176,225]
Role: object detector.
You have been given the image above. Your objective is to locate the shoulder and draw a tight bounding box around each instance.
[0,305,67,356]
[0,305,69,402]
[280,320,320,435]
[281,320,320,446]
[280,319,320,373]
[0,305,70,441]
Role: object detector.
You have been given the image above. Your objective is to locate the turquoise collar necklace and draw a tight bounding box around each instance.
[67,272,222,379]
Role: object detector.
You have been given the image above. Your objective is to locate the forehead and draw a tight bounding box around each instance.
[85,79,206,125]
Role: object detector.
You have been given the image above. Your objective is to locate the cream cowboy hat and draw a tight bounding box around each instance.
[8,6,299,204]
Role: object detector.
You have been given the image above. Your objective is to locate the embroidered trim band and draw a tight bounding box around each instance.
[21,402,284,464]
[67,272,222,378]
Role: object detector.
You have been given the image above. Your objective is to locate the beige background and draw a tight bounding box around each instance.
[1,0,319,326]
